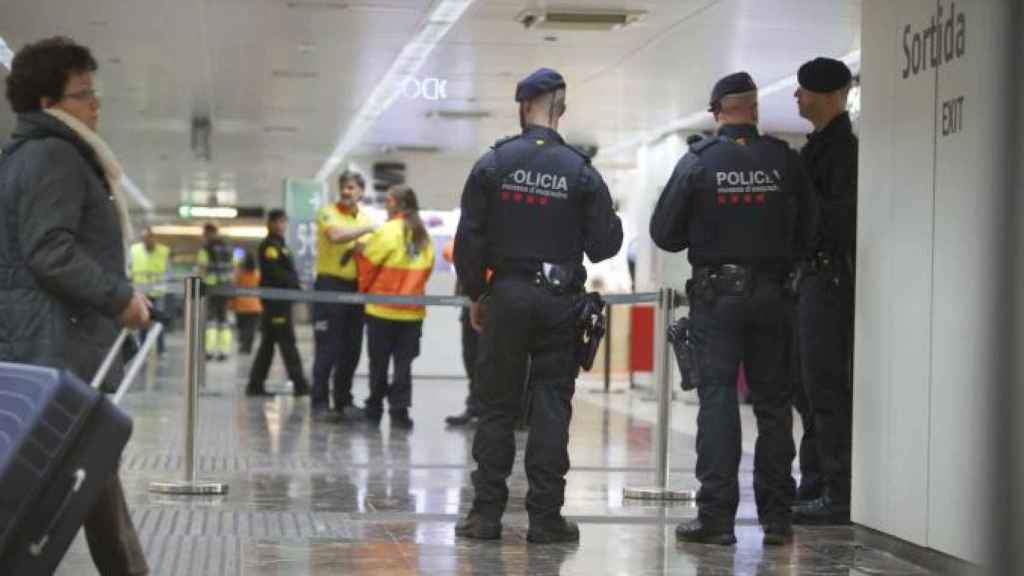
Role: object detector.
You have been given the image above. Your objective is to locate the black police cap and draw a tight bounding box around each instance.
[708,72,757,112]
[515,68,566,102]
[798,57,852,93]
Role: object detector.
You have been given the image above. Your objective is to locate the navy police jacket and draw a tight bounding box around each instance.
[802,112,858,260]
[454,125,623,301]
[258,233,301,316]
[650,124,816,268]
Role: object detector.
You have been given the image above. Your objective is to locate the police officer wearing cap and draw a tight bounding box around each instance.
[651,72,816,546]
[791,57,858,525]
[247,209,311,397]
[453,68,623,543]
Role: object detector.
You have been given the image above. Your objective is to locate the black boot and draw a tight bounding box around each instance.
[792,495,850,525]
[390,411,414,430]
[445,410,478,427]
[455,511,502,540]
[762,520,794,546]
[527,516,580,544]
[797,480,823,503]
[675,518,736,546]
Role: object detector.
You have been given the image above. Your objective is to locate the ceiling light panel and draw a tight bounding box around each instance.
[314,0,477,182]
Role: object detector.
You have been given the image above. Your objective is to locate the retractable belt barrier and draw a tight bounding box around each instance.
[136,282,668,306]
[147,277,692,502]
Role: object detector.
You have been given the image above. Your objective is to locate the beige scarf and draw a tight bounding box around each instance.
[42,108,134,255]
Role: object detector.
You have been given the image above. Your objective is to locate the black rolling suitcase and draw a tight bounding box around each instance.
[0,324,162,575]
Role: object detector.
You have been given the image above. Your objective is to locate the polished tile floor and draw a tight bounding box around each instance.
[55,333,967,575]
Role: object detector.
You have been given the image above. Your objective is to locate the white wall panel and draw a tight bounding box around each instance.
[857,0,1006,562]
[856,0,936,546]
[927,1,1005,561]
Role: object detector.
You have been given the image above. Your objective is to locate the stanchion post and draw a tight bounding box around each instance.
[623,287,696,501]
[603,302,612,393]
[149,276,228,496]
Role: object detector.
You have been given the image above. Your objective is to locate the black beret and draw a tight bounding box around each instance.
[515,68,566,102]
[798,57,852,93]
[708,72,757,111]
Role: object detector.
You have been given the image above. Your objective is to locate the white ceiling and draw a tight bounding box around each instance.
[0,0,861,213]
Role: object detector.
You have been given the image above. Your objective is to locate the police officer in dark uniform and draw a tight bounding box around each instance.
[650,72,815,546]
[791,57,858,525]
[247,209,310,397]
[453,68,623,543]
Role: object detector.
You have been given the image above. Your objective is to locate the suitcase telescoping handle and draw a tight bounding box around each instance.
[27,468,87,557]
[89,322,164,405]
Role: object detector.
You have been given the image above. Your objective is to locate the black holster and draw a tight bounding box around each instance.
[536,262,586,296]
[575,292,606,371]
[667,316,700,391]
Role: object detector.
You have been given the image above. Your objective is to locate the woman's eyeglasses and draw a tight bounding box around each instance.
[62,88,100,102]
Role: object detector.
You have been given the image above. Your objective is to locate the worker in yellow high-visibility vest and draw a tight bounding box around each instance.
[311,171,377,419]
[353,184,435,429]
[129,226,171,355]
[197,223,234,361]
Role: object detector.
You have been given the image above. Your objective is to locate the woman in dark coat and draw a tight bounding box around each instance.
[0,37,150,575]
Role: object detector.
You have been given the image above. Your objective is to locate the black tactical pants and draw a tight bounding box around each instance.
[236,312,260,354]
[312,276,365,409]
[786,302,820,496]
[798,271,853,506]
[690,275,795,528]
[248,311,308,393]
[460,308,481,415]
[470,276,578,523]
[208,294,228,324]
[364,316,422,417]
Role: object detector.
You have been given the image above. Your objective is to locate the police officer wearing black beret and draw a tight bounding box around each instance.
[453,67,623,543]
[651,72,816,546]
[791,57,858,525]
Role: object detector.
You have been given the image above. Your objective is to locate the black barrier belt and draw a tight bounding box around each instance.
[136,282,674,307]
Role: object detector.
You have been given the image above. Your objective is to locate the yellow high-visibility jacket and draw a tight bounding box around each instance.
[316,203,374,280]
[129,243,170,297]
[355,218,434,322]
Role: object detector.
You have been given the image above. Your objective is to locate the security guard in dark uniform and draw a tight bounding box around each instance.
[650,72,815,546]
[247,209,310,397]
[453,68,623,543]
[791,57,858,525]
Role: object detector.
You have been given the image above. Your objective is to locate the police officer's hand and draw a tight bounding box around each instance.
[119,292,152,329]
[469,300,485,333]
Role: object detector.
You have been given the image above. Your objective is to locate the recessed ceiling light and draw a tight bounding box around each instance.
[298,43,317,54]
[272,69,319,80]
[286,1,348,11]
[428,109,492,120]
[543,35,558,42]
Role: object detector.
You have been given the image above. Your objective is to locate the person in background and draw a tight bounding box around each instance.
[792,57,858,525]
[354,184,435,430]
[247,210,310,397]
[197,222,234,361]
[232,250,262,355]
[311,171,377,420]
[130,226,170,355]
[0,35,149,575]
[443,239,482,427]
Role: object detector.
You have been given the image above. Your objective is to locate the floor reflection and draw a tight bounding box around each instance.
[52,335,953,575]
